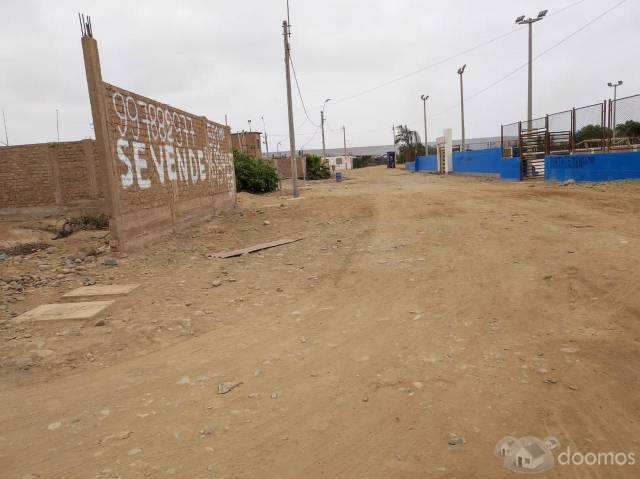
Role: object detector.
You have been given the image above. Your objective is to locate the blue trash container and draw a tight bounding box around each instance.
[336,171,342,182]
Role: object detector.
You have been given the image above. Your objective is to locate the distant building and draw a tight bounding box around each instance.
[325,155,353,171]
[231,131,262,159]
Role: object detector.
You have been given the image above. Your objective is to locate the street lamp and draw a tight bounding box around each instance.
[420,94,429,156]
[321,98,331,163]
[261,116,269,155]
[516,9,548,130]
[608,80,623,141]
[457,65,466,152]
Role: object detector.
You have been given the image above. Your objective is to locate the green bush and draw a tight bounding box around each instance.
[233,151,279,193]
[305,155,330,180]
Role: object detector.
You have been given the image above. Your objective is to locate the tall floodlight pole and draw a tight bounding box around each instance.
[283,20,298,197]
[457,65,466,152]
[608,80,623,141]
[321,98,330,163]
[516,10,547,130]
[261,116,269,155]
[420,95,429,155]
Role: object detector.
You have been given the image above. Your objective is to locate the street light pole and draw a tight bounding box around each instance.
[608,80,623,141]
[516,10,547,130]
[261,116,269,155]
[248,119,252,132]
[457,65,466,152]
[420,95,429,155]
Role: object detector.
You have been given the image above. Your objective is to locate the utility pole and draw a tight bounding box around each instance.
[56,109,60,143]
[261,116,269,155]
[2,109,8,146]
[420,95,429,155]
[608,80,623,141]
[457,65,466,152]
[516,10,547,130]
[248,119,252,132]
[283,20,298,197]
[321,98,330,163]
[343,125,347,166]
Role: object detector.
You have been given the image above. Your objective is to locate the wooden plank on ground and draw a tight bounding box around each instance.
[207,238,302,259]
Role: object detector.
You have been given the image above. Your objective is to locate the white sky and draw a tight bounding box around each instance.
[0,0,637,150]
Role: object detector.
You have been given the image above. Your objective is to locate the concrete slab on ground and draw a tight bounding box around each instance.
[13,301,115,323]
[63,284,140,298]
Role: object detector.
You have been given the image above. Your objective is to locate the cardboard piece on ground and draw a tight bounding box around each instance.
[63,284,140,298]
[207,238,302,259]
[14,301,114,323]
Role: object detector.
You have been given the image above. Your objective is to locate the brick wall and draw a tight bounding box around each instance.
[231,132,262,159]
[269,157,304,179]
[101,83,236,250]
[0,140,104,215]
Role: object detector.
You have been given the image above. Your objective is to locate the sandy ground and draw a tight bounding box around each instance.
[1,166,639,478]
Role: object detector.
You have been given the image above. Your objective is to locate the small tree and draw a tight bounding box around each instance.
[395,125,421,163]
[616,120,640,138]
[576,124,611,143]
[305,155,330,180]
[233,150,279,193]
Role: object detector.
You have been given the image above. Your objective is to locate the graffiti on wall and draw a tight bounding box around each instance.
[105,83,234,193]
[549,156,596,169]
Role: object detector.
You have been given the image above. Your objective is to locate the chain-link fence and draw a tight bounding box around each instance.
[501,122,519,157]
[610,94,640,150]
[574,102,605,152]
[548,109,572,154]
[502,94,638,159]
[465,139,500,151]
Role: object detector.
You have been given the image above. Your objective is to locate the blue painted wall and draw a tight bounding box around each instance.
[453,148,502,175]
[415,155,438,172]
[499,158,521,181]
[545,152,640,182]
[405,161,415,171]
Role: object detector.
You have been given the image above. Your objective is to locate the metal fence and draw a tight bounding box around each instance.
[609,93,640,150]
[501,122,519,156]
[501,94,640,157]
[574,102,606,152]
[465,139,500,151]
[547,109,571,154]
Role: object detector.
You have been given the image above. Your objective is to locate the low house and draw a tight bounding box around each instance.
[515,442,546,470]
[325,155,353,171]
[231,131,262,159]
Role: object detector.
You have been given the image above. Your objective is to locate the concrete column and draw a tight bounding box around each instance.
[81,35,122,248]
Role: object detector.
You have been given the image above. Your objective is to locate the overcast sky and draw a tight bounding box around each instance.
[0,0,637,151]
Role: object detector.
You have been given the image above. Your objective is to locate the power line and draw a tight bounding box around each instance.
[428,0,627,120]
[289,55,320,127]
[331,0,588,106]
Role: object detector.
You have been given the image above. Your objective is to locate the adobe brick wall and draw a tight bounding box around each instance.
[231,132,262,159]
[100,82,236,250]
[269,157,304,179]
[0,140,105,216]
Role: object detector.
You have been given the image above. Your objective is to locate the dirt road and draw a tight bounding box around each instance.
[1,166,639,478]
